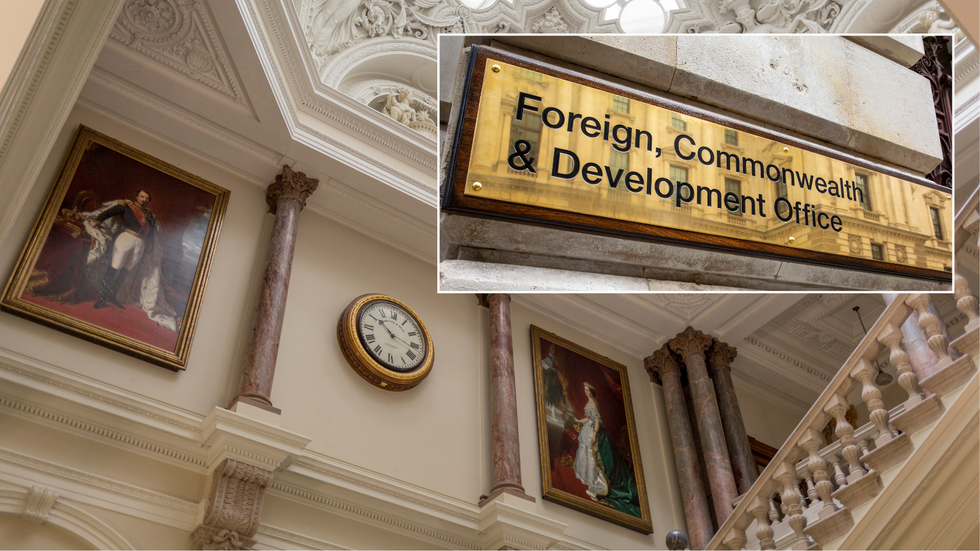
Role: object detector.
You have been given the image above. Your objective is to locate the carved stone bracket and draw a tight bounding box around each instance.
[266,166,319,215]
[192,459,274,550]
[23,485,59,524]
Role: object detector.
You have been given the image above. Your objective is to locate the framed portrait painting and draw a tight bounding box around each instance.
[530,325,653,534]
[1,125,229,371]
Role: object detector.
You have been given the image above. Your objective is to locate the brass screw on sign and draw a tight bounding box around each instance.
[787,236,796,245]
[492,64,501,73]
[783,147,790,153]
[472,182,483,191]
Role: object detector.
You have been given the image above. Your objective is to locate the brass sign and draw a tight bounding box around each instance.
[443,46,953,281]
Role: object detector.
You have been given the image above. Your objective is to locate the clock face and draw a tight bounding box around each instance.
[357,300,427,372]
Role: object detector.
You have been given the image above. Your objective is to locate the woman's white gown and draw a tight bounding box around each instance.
[573,403,608,500]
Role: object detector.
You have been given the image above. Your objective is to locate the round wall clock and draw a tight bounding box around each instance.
[337,294,434,391]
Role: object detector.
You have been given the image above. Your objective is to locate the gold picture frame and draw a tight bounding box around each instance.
[530,325,653,534]
[1,125,230,371]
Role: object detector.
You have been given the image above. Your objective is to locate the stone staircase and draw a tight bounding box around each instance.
[706,281,980,550]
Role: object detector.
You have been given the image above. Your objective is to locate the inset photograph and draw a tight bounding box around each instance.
[439,35,958,292]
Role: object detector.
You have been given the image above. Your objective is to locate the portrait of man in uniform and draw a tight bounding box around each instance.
[89,190,157,310]
[1,126,229,369]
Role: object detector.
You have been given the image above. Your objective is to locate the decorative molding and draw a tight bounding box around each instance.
[244,0,439,186]
[0,393,207,469]
[268,480,482,549]
[665,0,853,33]
[0,447,199,514]
[743,336,833,382]
[256,524,347,550]
[108,0,250,107]
[23,484,59,523]
[85,67,284,167]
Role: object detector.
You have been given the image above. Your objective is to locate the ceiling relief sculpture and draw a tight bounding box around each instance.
[110,0,249,106]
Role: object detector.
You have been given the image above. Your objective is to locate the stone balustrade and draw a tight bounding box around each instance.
[707,285,979,550]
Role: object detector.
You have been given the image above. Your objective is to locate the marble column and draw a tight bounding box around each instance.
[479,294,533,505]
[645,346,713,550]
[707,339,757,495]
[231,167,318,414]
[670,327,739,525]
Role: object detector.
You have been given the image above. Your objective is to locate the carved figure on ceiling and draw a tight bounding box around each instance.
[383,87,418,125]
[918,4,964,42]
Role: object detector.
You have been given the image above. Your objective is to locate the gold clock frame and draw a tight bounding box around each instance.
[337,294,434,391]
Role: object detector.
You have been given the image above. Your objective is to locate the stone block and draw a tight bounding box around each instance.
[804,506,854,546]
[862,433,913,474]
[671,36,942,174]
[491,35,677,93]
[831,470,883,510]
[892,394,945,434]
[847,36,925,67]
[438,260,653,292]
[919,354,976,396]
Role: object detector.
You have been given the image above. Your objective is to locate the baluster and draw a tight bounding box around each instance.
[954,274,979,333]
[749,495,776,550]
[799,429,837,516]
[769,496,781,525]
[858,439,870,462]
[824,394,866,482]
[801,468,818,507]
[878,323,924,405]
[774,461,809,548]
[830,455,847,488]
[906,294,952,368]
[851,359,895,446]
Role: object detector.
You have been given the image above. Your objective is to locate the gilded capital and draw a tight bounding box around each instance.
[645,345,681,378]
[669,326,711,359]
[266,165,319,214]
[707,339,737,369]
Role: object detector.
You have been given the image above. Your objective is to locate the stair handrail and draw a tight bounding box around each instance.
[706,293,913,550]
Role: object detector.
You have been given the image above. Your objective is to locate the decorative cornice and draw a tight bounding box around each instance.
[268,480,481,549]
[743,336,832,382]
[0,447,199,513]
[256,524,346,549]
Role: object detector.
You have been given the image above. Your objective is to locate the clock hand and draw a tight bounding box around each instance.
[379,320,413,348]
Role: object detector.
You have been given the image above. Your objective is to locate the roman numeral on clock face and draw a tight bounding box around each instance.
[365,334,375,343]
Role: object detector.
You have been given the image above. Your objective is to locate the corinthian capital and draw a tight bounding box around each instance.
[645,344,681,379]
[669,327,712,359]
[266,165,319,214]
[707,339,737,369]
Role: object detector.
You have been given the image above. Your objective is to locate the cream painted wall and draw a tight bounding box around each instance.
[0,103,268,417]
[0,0,45,91]
[506,299,686,549]
[734,382,805,450]
[271,211,485,504]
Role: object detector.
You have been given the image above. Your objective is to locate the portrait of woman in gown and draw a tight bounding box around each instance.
[571,382,642,518]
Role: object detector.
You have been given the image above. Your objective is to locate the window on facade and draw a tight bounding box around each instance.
[724,129,738,146]
[509,108,541,173]
[613,96,630,113]
[671,113,686,131]
[854,173,871,210]
[669,165,688,202]
[725,178,741,215]
[930,207,944,240]
[610,149,629,175]
[871,243,884,261]
[775,180,789,218]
